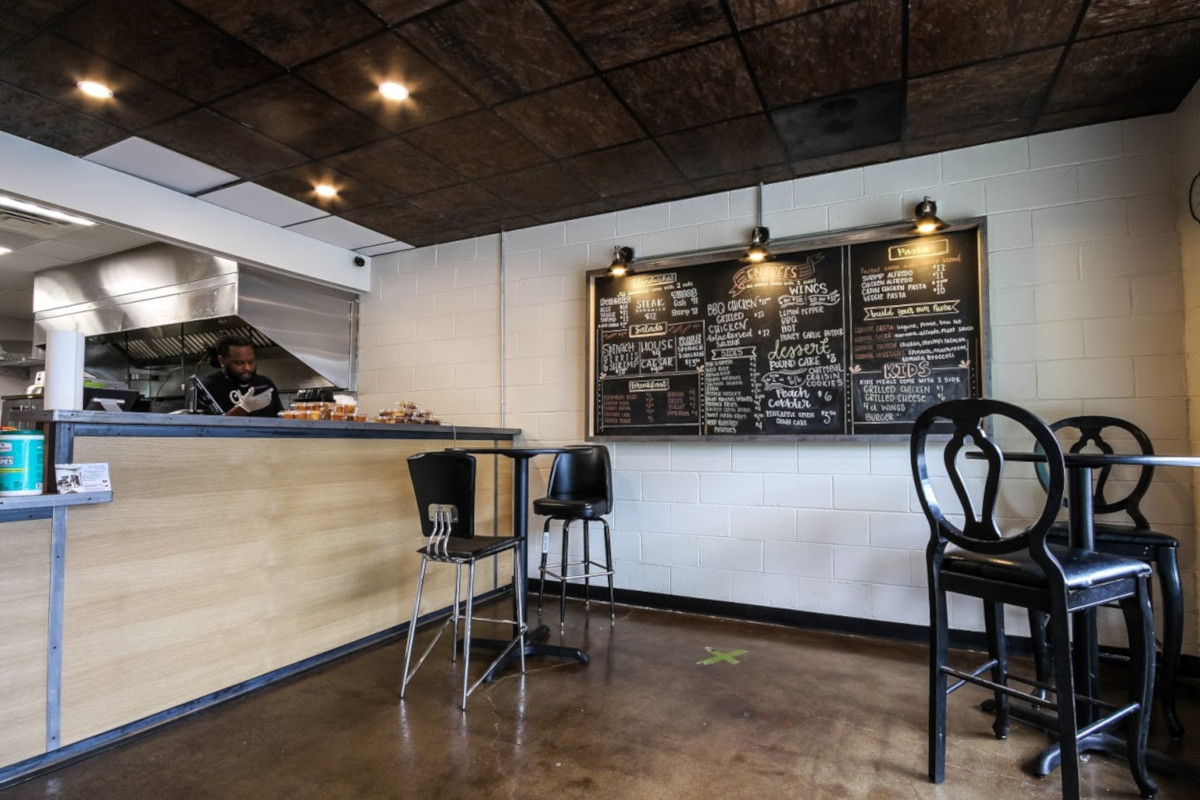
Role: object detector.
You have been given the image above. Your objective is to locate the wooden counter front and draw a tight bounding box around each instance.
[0,414,517,780]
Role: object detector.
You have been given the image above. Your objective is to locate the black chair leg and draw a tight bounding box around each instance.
[984,601,1009,739]
[1027,609,1051,698]
[537,519,552,612]
[601,518,615,620]
[1154,546,1185,739]
[1120,578,1158,799]
[928,568,948,784]
[1049,602,1080,800]
[559,519,570,628]
[582,520,591,608]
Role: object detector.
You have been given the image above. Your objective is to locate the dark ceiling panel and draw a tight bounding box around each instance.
[477,162,602,214]
[743,0,903,108]
[907,49,1061,138]
[326,137,465,197]
[495,78,642,158]
[53,0,281,103]
[359,0,445,26]
[176,0,384,68]
[403,110,549,179]
[297,32,479,134]
[909,0,1081,75]
[5,0,79,25]
[791,142,902,178]
[399,0,590,105]
[771,82,904,161]
[564,140,686,198]
[213,75,391,159]
[905,121,1030,158]
[0,34,194,129]
[0,82,127,155]
[1078,0,1200,38]
[533,199,614,224]
[257,163,390,212]
[406,182,519,227]
[1046,21,1200,114]
[606,37,760,135]
[0,11,36,50]
[659,115,787,179]
[543,0,730,70]
[141,108,308,178]
[692,163,794,194]
[342,198,451,243]
[726,1,841,29]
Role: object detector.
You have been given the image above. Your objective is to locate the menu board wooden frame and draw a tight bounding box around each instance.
[585,218,989,441]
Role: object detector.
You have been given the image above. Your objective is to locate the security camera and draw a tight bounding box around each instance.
[353,256,366,267]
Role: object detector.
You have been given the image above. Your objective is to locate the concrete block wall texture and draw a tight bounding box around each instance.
[360,104,1200,654]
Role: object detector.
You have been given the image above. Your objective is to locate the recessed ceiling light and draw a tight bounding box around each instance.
[314,184,338,199]
[0,246,11,256]
[0,195,96,226]
[378,81,409,101]
[77,80,114,99]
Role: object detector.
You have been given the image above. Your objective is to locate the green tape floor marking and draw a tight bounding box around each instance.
[697,647,747,665]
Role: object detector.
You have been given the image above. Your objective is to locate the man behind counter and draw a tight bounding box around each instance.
[201,336,284,417]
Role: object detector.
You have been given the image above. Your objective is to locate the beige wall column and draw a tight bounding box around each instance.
[1178,82,1200,649]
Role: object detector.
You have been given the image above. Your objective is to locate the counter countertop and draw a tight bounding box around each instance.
[13,409,520,439]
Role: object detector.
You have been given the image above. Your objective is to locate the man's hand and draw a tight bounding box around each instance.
[231,386,273,415]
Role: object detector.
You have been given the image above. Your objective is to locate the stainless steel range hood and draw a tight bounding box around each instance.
[32,243,358,390]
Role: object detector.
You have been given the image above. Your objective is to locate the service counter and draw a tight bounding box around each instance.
[0,411,518,783]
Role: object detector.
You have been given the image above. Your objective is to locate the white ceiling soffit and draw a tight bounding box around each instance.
[199,182,328,228]
[85,137,238,195]
[285,215,393,250]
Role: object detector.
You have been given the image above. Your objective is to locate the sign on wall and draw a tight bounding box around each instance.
[587,222,987,440]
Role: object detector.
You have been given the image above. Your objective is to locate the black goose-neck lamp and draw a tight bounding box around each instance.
[608,245,635,277]
[913,196,949,234]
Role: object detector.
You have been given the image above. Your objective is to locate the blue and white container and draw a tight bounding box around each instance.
[0,430,45,496]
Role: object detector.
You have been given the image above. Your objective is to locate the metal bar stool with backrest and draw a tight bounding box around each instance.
[533,445,615,628]
[1027,415,1185,738]
[400,451,526,710]
[912,399,1157,800]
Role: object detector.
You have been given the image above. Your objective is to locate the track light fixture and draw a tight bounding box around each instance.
[743,226,772,263]
[608,246,634,277]
[914,196,948,234]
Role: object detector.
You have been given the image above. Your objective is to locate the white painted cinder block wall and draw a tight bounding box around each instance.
[359,112,1196,655]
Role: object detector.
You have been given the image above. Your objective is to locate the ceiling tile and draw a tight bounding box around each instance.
[904,121,1030,158]
[465,216,537,237]
[53,0,281,103]
[909,0,1080,75]
[691,163,794,194]
[406,183,520,228]
[297,32,479,134]
[0,82,126,155]
[326,137,465,197]
[477,162,603,214]
[176,0,384,68]
[359,0,444,25]
[564,140,686,198]
[790,142,903,178]
[341,199,448,242]
[907,50,1061,138]
[141,108,308,179]
[607,38,760,135]
[495,78,642,158]
[355,240,412,256]
[399,0,590,104]
[1046,21,1200,114]
[1078,0,1200,38]
[533,200,614,224]
[771,82,904,161]
[256,163,392,213]
[419,228,473,247]
[1035,98,1173,134]
[284,215,392,250]
[213,75,391,159]
[0,34,194,129]
[659,115,787,180]
[543,0,730,70]
[199,183,327,227]
[726,1,840,29]
[403,110,549,179]
[743,0,902,108]
[0,11,36,50]
[84,137,238,194]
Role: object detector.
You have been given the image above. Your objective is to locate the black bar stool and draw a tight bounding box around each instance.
[533,445,615,627]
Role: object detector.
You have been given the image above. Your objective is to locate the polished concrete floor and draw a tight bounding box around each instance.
[2,599,1197,799]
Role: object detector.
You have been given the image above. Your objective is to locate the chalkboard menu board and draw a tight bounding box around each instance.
[588,223,986,439]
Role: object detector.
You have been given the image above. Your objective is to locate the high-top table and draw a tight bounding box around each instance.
[996,450,1200,780]
[448,446,590,679]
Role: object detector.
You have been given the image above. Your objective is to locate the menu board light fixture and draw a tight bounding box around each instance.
[608,245,635,277]
[914,196,948,234]
[742,225,772,263]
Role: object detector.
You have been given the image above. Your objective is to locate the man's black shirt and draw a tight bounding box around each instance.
[200,371,284,417]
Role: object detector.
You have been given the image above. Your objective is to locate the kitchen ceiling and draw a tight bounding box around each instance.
[1,0,1199,266]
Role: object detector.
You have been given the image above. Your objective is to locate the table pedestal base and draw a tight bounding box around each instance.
[470,624,589,683]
